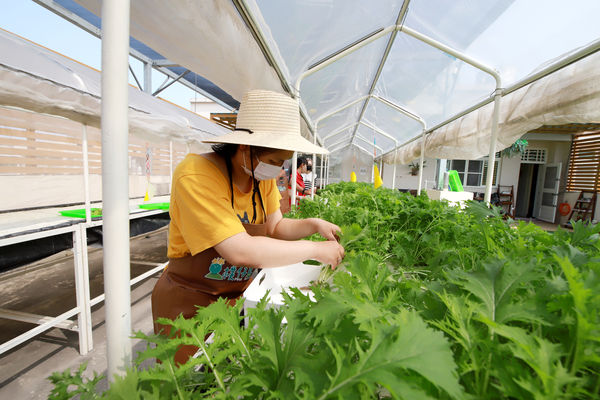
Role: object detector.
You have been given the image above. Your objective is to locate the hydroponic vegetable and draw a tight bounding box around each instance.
[49,183,600,399]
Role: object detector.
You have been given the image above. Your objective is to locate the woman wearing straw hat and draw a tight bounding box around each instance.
[151,89,344,364]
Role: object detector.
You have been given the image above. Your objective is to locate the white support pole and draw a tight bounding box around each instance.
[325,156,329,185]
[392,148,397,189]
[73,225,92,354]
[484,90,503,203]
[291,152,298,209]
[82,125,91,224]
[311,132,317,199]
[101,0,132,379]
[169,140,173,193]
[143,61,152,94]
[438,159,447,190]
[319,155,324,190]
[371,154,375,184]
[417,131,426,195]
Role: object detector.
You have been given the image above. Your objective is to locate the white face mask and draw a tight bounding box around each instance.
[242,152,282,181]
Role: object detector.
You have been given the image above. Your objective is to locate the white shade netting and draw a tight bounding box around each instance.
[73,0,282,103]
[383,48,600,165]
[0,29,230,145]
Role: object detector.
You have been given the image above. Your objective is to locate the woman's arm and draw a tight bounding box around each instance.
[266,209,340,241]
[213,232,344,269]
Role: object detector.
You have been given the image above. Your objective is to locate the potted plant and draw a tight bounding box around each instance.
[408,160,426,176]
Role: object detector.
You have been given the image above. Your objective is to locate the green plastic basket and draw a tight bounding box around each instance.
[59,208,102,218]
[138,202,170,210]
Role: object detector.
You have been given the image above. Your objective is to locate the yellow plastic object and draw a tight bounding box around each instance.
[350,171,357,182]
[144,191,150,201]
[374,165,383,189]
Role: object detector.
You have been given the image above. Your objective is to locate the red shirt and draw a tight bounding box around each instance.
[288,171,305,193]
[296,171,305,192]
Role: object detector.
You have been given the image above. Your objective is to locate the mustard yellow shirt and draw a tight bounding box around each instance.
[167,154,281,259]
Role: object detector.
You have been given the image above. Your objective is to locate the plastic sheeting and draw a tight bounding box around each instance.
[385,49,600,164]
[243,0,600,158]
[57,0,600,159]
[73,0,282,104]
[0,28,230,145]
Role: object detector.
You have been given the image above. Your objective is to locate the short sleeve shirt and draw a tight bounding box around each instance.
[167,154,282,259]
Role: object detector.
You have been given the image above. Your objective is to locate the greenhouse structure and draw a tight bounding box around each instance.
[1,0,600,399]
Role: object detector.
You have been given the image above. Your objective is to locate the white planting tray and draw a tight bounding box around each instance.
[243,262,321,309]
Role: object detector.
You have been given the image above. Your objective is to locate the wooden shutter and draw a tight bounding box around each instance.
[566,131,600,192]
[482,160,498,186]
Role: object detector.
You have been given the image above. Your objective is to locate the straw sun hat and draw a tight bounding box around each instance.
[202,89,328,154]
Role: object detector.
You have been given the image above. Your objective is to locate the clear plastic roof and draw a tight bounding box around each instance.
[47,0,600,160]
[246,0,600,157]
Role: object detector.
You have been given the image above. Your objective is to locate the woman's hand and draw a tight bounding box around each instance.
[313,240,345,269]
[311,218,341,242]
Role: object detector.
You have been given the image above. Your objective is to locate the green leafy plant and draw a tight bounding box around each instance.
[501,139,528,158]
[50,182,600,399]
[407,160,426,176]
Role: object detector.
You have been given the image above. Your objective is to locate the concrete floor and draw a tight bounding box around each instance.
[0,226,168,399]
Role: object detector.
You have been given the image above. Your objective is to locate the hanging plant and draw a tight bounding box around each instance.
[501,139,528,158]
[408,160,426,176]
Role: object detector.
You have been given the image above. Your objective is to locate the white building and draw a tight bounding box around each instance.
[190,96,230,119]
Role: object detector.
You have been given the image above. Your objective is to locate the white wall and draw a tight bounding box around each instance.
[0,175,170,211]
[382,158,437,190]
[190,97,229,119]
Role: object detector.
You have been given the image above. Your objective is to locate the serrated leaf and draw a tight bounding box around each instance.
[318,310,463,400]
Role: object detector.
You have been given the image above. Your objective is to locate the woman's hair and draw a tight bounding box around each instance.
[296,155,307,168]
[211,143,238,159]
[211,143,274,158]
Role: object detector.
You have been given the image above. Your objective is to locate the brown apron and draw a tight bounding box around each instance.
[151,222,266,365]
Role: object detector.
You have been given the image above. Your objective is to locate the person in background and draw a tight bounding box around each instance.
[277,165,291,213]
[302,158,315,194]
[151,89,344,365]
[288,155,308,198]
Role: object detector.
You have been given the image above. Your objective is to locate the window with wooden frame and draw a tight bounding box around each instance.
[566,131,600,192]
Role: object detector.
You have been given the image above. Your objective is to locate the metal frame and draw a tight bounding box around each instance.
[353,138,377,183]
[288,10,505,201]
[347,2,412,147]
[294,21,502,199]
[33,0,234,111]
[399,26,502,202]
[317,93,429,190]
[355,134,384,153]
[362,98,427,194]
[0,204,169,358]
[0,224,92,356]
[233,0,323,150]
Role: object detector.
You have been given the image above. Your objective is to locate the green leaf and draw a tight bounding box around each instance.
[318,310,464,400]
[447,258,542,325]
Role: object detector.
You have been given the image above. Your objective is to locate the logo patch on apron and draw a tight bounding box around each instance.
[204,257,254,281]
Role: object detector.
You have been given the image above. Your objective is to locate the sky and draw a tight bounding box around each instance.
[0,0,201,110]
